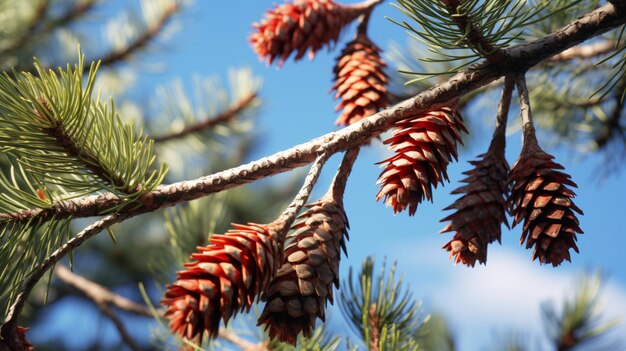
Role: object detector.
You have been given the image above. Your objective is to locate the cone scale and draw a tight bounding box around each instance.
[332,34,389,126]
[250,0,365,65]
[258,197,349,344]
[508,146,583,266]
[376,106,467,215]
[162,223,282,342]
[440,150,510,266]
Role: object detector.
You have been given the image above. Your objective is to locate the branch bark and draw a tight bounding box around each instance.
[153,92,258,143]
[1,2,626,348]
[2,1,625,227]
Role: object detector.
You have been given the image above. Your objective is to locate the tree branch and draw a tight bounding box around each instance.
[153,92,258,143]
[1,214,129,349]
[441,0,506,62]
[2,0,623,227]
[98,2,180,67]
[1,5,626,347]
[54,265,152,317]
[549,40,623,61]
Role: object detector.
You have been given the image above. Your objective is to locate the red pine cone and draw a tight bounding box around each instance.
[162,223,282,342]
[250,0,362,65]
[376,106,467,215]
[332,34,389,126]
[13,326,34,351]
[258,198,349,344]
[440,150,509,266]
[508,149,583,266]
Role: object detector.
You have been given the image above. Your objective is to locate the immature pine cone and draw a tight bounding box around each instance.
[440,150,509,266]
[376,106,467,215]
[332,34,389,126]
[258,198,349,344]
[508,149,583,266]
[162,223,282,341]
[250,0,363,65]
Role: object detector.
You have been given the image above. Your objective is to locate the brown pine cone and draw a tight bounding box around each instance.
[376,106,467,215]
[250,0,364,65]
[258,197,348,344]
[162,223,282,342]
[440,150,509,266]
[332,34,389,126]
[508,149,583,266]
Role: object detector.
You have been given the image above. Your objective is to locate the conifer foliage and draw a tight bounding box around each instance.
[1,0,626,350]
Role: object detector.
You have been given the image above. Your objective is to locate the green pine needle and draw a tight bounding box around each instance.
[339,256,428,351]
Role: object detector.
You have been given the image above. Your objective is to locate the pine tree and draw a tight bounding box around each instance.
[1,0,626,350]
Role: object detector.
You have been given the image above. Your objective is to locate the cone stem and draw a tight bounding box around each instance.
[515,75,540,153]
[277,149,333,235]
[329,147,361,204]
[488,75,514,154]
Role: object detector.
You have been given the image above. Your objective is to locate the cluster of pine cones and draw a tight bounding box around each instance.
[162,0,584,346]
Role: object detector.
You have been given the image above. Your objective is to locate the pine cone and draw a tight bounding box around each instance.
[376,106,467,215]
[14,326,34,351]
[162,223,282,341]
[508,149,583,266]
[332,34,389,126]
[440,150,509,266]
[250,0,363,65]
[258,198,349,344]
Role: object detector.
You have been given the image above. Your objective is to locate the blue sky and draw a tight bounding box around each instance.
[30,1,626,350]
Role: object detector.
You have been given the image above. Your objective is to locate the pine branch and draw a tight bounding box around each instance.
[35,97,135,192]
[440,0,506,62]
[55,265,268,351]
[98,2,180,67]
[40,0,97,33]
[0,0,49,55]
[153,92,258,143]
[1,0,624,226]
[550,40,623,61]
[595,76,626,149]
[1,5,625,347]
[54,264,152,317]
[0,214,129,349]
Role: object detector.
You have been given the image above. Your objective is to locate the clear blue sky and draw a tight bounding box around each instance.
[30,1,626,350]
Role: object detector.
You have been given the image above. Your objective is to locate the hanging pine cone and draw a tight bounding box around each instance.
[258,197,349,344]
[332,34,389,126]
[440,150,509,266]
[376,106,467,215]
[162,223,282,341]
[12,326,34,351]
[508,148,583,266]
[250,0,365,65]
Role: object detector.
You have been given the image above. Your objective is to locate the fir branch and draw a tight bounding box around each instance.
[98,2,180,67]
[1,0,624,226]
[153,92,258,143]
